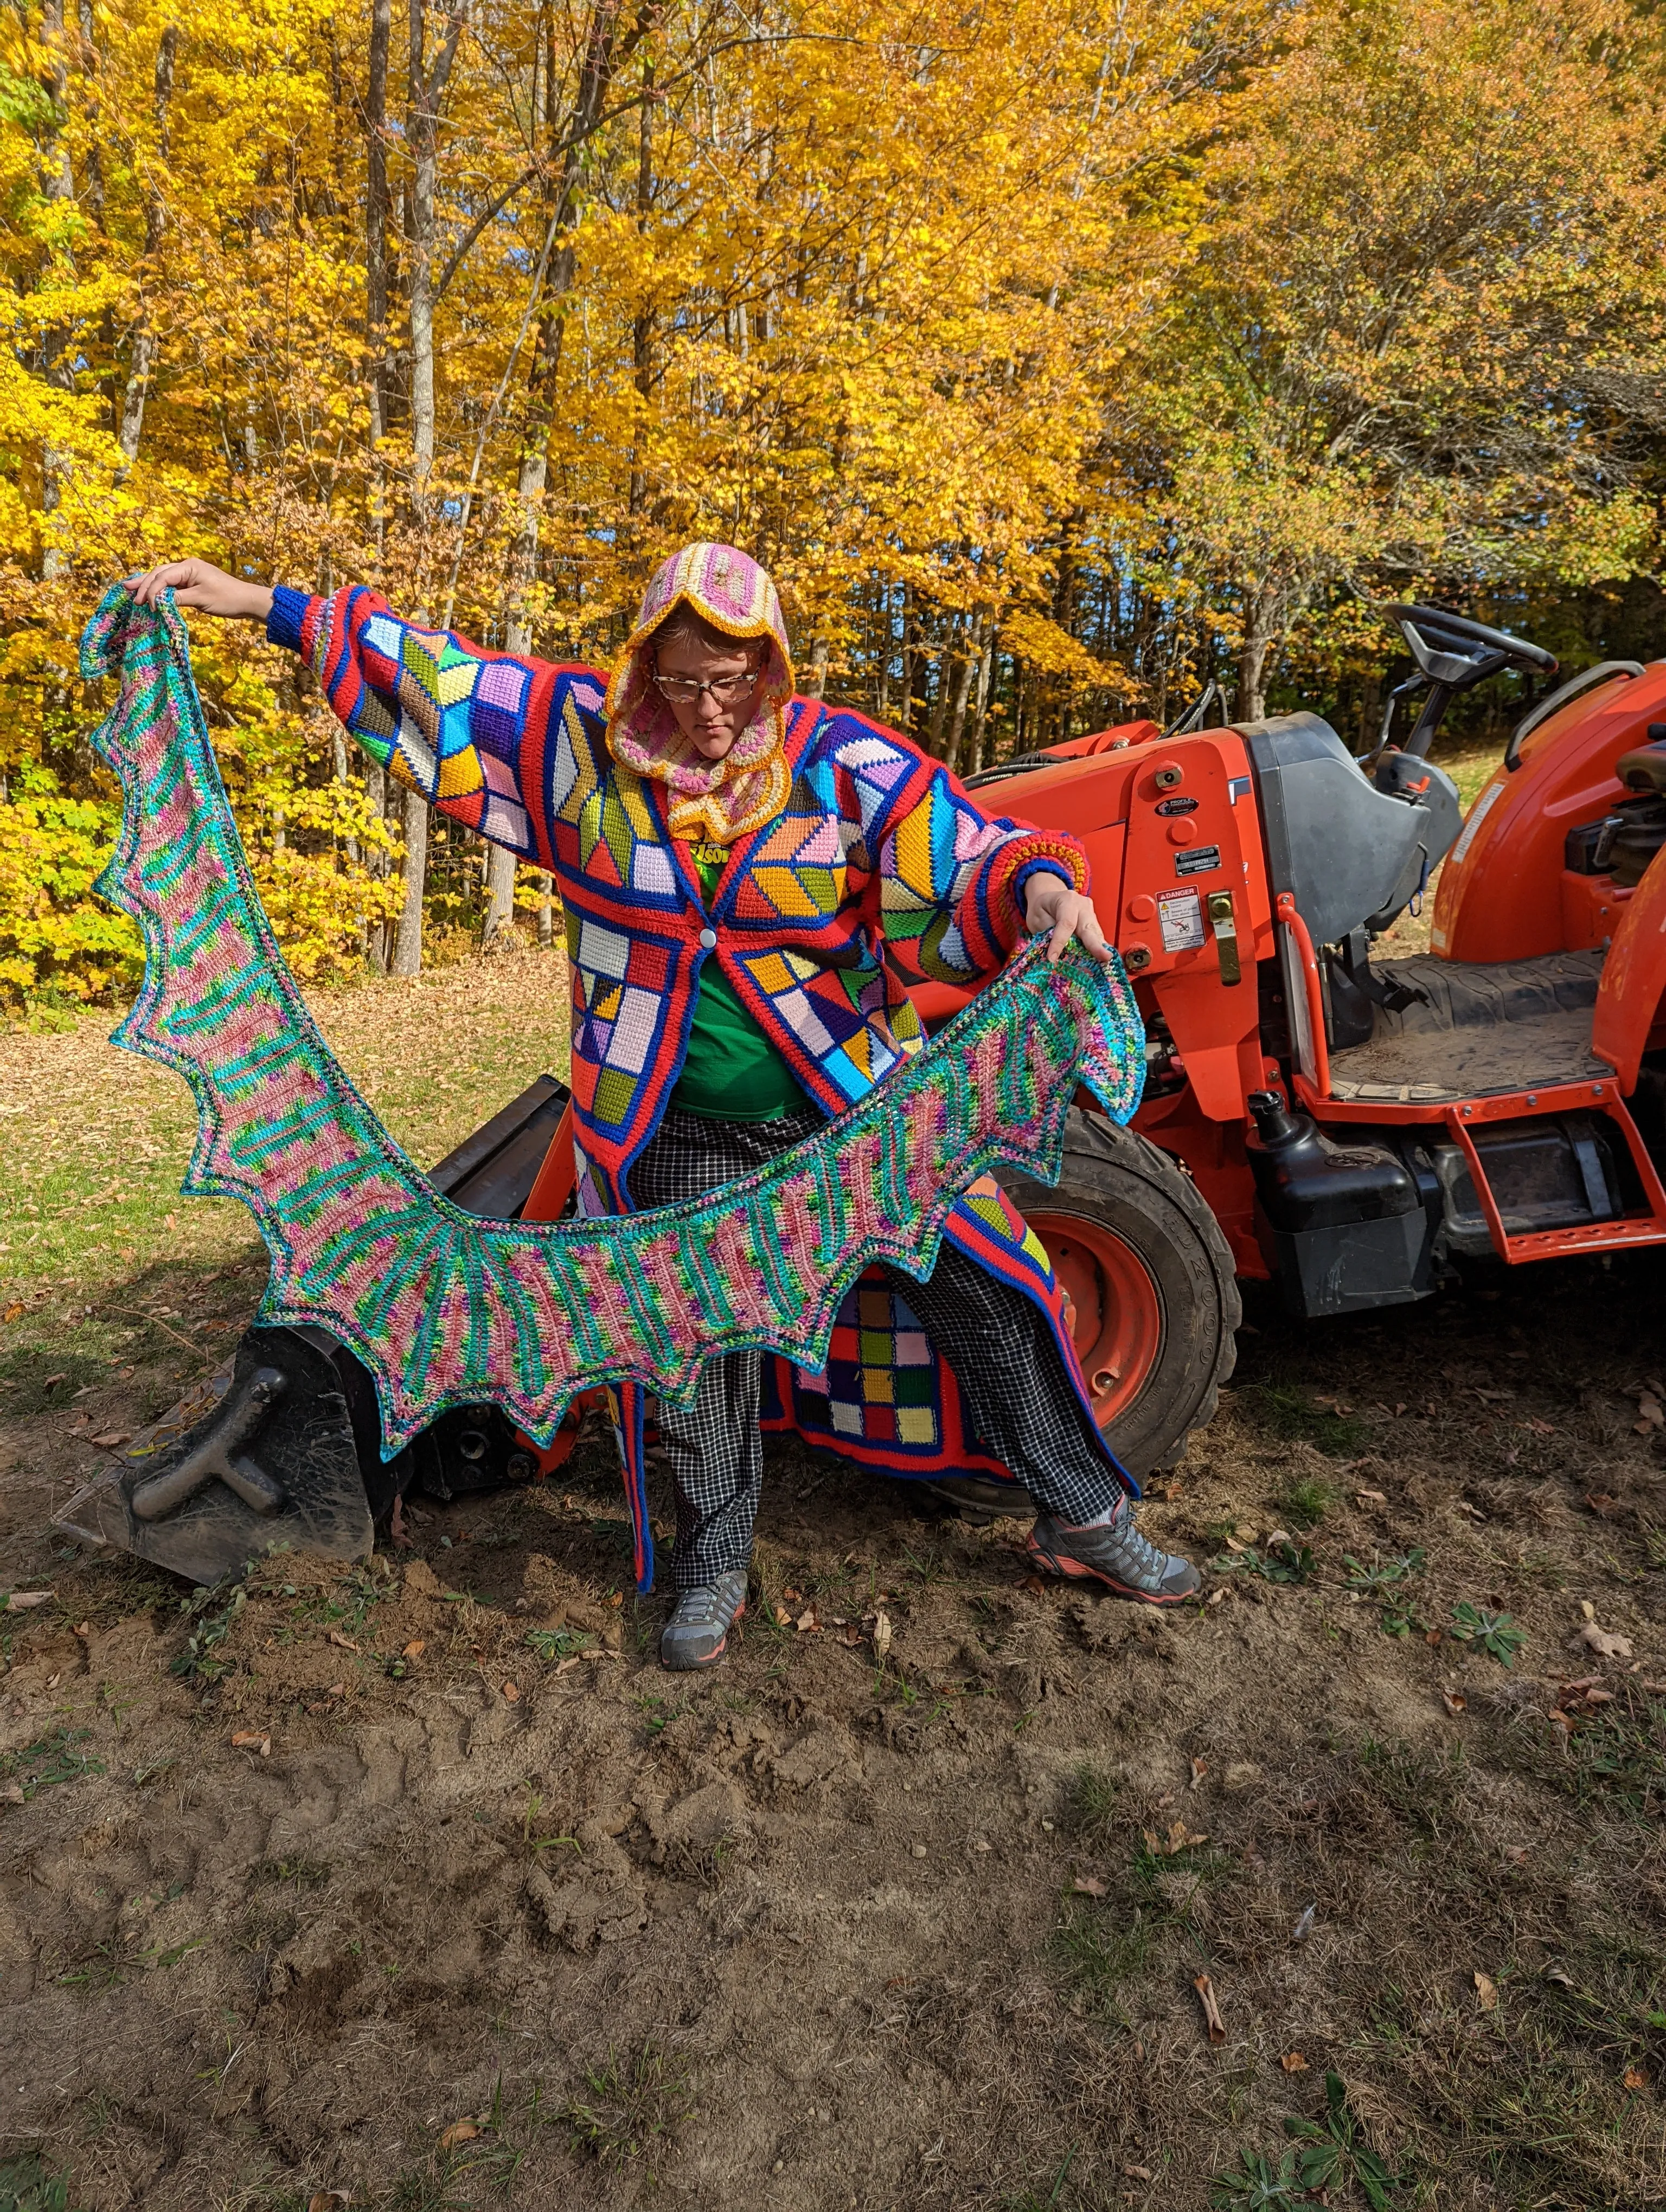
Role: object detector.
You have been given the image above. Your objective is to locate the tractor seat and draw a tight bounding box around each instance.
[1618,741,1666,794]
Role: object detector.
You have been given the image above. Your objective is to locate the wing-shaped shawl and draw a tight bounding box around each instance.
[80,588,1145,1463]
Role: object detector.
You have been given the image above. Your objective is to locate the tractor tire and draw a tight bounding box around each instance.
[998,1107,1241,1480]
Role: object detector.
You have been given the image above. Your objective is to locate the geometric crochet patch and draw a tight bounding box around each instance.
[80,587,1145,1463]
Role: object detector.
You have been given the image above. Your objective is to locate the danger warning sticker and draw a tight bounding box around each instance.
[1157,888,1206,953]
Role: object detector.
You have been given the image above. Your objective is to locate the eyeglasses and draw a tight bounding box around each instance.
[652,669,762,706]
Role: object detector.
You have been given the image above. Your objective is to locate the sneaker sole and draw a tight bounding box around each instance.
[1027,1542,1198,1606]
[661,1600,746,1671]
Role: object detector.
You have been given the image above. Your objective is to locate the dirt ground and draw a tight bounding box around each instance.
[2,961,1665,2211]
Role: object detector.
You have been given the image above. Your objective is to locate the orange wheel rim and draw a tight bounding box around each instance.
[1028,1213,1164,1430]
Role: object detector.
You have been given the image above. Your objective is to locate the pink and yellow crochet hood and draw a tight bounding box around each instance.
[605,541,796,845]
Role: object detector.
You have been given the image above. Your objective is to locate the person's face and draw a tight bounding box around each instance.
[652,631,765,760]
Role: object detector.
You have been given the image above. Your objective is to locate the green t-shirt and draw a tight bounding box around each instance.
[672,845,810,1122]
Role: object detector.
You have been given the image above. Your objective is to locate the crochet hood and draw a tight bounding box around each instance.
[605,542,796,845]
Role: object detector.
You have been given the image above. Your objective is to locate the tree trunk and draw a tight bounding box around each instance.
[536,871,554,947]
[365,0,392,461]
[117,24,178,467]
[970,631,995,773]
[37,0,75,578]
[627,33,655,530]
[392,785,428,976]
[396,0,467,973]
[406,1,467,506]
[943,620,980,776]
[1237,585,1280,724]
[483,842,517,943]
[504,2,624,655]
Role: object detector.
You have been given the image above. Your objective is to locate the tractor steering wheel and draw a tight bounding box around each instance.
[1386,603,1558,689]
[1371,604,1558,764]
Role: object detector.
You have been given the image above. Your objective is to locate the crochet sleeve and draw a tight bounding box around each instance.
[266,583,609,864]
[823,714,1088,987]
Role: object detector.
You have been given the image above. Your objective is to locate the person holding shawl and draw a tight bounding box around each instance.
[131,544,1201,1667]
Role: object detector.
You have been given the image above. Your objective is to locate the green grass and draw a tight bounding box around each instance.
[0,953,572,1313]
[561,2042,694,2171]
[1277,1474,1336,1528]
[1246,1383,1366,1458]
[0,2154,80,2212]
[0,1726,107,1799]
[1065,1760,1122,1838]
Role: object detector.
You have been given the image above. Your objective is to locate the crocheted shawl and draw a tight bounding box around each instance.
[604,542,794,844]
[79,587,1144,1493]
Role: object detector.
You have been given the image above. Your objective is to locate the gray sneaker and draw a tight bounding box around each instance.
[1027,1498,1201,1605]
[659,1570,749,1670]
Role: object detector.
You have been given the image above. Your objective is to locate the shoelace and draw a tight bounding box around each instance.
[669,1577,744,1629]
[1113,1520,1171,1579]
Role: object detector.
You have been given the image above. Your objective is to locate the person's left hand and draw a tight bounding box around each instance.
[1023,873,1114,964]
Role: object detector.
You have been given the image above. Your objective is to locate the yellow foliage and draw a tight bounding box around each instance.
[0,0,1660,1008]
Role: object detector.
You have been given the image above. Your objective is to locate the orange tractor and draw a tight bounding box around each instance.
[62,604,1666,1580]
[931,601,1666,1478]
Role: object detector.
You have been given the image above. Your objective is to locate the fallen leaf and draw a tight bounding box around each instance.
[1504,1846,1529,1867]
[402,1639,425,1660]
[3,1591,52,1610]
[1144,1820,1208,1856]
[42,1372,66,1388]
[1280,2052,1309,2073]
[326,1630,360,1652]
[1584,1493,1622,1519]
[1473,1970,1498,2011]
[1189,1757,1208,1789]
[795,1606,819,1634]
[1544,1964,1574,1989]
[1018,1573,1049,1596]
[90,1430,132,1450]
[1193,1972,1226,2044]
[1206,1587,1228,1607]
[438,2120,479,2151]
[1634,1391,1664,1433]
[782,1586,803,1604]
[502,1682,520,1702]
[1441,1688,1467,1716]
[1523,1418,1556,1437]
[872,1611,893,1662]
[773,1605,792,1627]
[1124,2165,1154,2182]
[1,1301,22,1323]
[838,1624,864,1647]
[44,1673,59,1689]
[307,2193,351,2211]
[1569,1622,1634,1660]
[231,1731,271,1757]
[1072,1875,1108,1898]
[1355,1489,1387,1504]
[1625,2067,1649,2091]
[73,1621,89,1637]
[1,1782,24,1804]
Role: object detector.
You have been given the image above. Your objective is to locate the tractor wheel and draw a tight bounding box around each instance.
[1000,1108,1241,1480]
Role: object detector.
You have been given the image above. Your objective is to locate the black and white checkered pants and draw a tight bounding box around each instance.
[628,1103,1124,1587]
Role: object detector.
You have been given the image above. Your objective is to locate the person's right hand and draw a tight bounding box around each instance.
[127,560,274,624]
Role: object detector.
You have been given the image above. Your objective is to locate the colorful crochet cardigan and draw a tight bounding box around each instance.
[266,586,1090,1212]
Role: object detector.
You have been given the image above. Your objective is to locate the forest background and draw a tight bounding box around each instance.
[1,0,1664,1011]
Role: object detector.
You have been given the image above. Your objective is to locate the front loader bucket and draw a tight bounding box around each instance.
[55,1073,575,1585]
[55,1323,389,1586]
